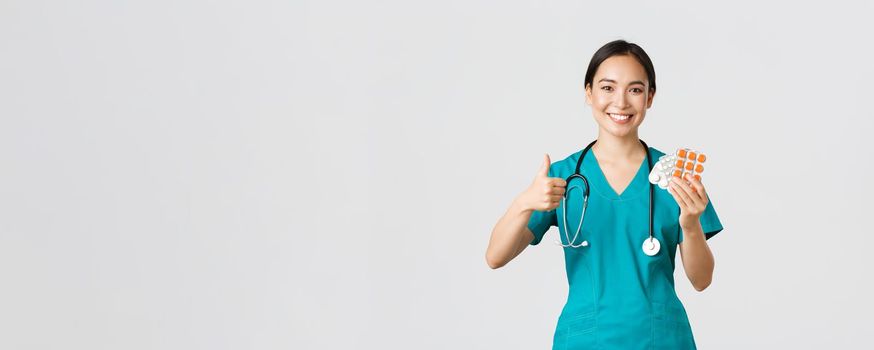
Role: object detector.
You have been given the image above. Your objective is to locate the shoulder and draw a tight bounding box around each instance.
[648,146,667,160]
[547,150,584,178]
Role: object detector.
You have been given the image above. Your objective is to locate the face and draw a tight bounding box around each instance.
[585,54,655,139]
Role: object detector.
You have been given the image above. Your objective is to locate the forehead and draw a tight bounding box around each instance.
[593,55,648,85]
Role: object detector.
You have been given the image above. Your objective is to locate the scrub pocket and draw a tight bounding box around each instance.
[553,312,598,350]
[651,302,696,350]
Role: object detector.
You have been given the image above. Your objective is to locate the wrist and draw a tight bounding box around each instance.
[679,215,702,230]
[512,194,535,215]
[679,218,705,242]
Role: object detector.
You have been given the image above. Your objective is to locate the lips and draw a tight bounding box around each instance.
[608,113,633,124]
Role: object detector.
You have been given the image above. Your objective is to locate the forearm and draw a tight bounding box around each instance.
[486,196,534,269]
[678,221,714,291]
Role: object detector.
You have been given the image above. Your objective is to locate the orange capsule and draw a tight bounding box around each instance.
[685,163,694,171]
[673,170,683,178]
[687,151,697,160]
[676,160,685,168]
[697,154,706,163]
[693,174,701,182]
[695,164,704,173]
[678,149,687,158]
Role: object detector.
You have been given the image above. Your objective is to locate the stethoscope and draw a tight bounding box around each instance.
[555,139,661,256]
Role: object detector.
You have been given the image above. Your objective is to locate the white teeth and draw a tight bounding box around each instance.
[609,113,631,121]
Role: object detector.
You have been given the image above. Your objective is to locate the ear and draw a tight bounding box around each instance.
[646,88,656,108]
[585,84,593,106]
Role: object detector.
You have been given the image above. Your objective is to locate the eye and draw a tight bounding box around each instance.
[600,86,613,92]
[630,87,643,94]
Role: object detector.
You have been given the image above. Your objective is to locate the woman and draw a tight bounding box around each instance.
[485,40,723,349]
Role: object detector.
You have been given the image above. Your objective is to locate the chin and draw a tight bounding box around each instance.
[598,122,641,138]
[606,129,638,138]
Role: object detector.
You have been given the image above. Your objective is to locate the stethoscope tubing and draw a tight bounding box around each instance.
[557,140,656,250]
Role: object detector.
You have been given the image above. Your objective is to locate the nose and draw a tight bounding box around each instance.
[612,89,631,109]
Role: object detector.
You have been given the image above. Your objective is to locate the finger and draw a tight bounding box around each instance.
[670,177,696,207]
[684,174,708,202]
[674,176,704,207]
[550,187,566,196]
[538,154,551,177]
[667,184,688,209]
[549,180,566,191]
[548,199,561,210]
[678,174,698,194]
[547,179,566,189]
[550,195,563,202]
[668,182,690,209]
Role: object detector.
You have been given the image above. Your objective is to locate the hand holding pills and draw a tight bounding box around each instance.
[649,148,710,228]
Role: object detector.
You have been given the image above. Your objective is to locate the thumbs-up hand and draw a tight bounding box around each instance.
[521,154,567,212]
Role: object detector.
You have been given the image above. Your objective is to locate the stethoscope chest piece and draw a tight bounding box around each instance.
[642,237,661,256]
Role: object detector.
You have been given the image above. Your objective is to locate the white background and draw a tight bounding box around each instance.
[2,0,873,349]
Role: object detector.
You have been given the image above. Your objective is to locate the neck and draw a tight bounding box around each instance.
[592,131,644,161]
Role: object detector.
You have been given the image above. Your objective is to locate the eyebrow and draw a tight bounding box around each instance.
[598,78,646,86]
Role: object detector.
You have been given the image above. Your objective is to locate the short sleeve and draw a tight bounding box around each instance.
[527,208,557,245]
[679,195,723,242]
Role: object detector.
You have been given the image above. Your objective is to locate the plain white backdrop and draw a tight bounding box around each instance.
[2,0,873,349]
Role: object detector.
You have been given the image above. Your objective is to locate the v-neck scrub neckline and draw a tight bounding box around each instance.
[583,149,649,201]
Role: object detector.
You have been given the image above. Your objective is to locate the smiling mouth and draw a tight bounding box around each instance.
[608,113,633,122]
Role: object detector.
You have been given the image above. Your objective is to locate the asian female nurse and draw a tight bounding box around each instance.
[485,40,724,349]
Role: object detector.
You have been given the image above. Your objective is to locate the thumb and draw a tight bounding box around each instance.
[538,154,551,177]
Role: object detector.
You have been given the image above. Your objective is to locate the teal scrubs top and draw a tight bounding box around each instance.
[527,147,723,350]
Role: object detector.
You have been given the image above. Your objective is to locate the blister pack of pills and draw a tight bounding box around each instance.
[648,148,706,189]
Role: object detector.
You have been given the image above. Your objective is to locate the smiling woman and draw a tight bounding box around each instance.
[584,42,655,139]
[486,40,723,350]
